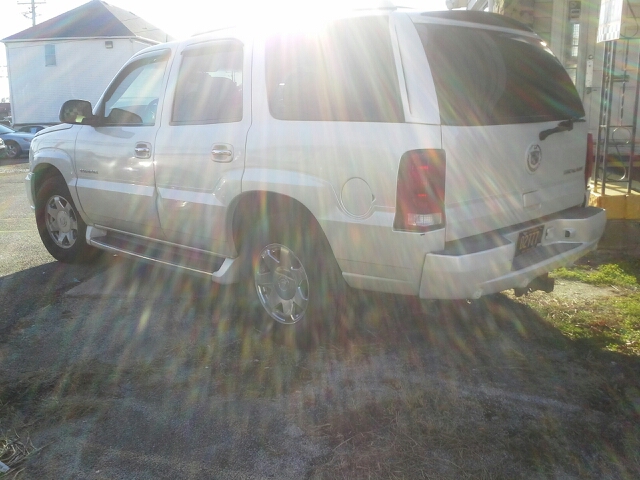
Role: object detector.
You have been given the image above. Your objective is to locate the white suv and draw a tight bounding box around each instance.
[26,10,606,325]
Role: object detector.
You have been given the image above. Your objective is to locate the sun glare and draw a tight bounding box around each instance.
[191,0,371,37]
[186,0,442,37]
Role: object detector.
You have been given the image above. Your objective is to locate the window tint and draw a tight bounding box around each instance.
[103,53,168,126]
[266,17,403,123]
[414,24,585,126]
[172,43,243,125]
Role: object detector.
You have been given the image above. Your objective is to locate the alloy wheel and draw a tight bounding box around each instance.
[5,142,19,159]
[45,194,79,249]
[254,243,309,324]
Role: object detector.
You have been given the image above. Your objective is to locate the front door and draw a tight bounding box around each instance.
[154,39,251,256]
[74,50,171,237]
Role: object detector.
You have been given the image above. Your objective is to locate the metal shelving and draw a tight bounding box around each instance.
[594,38,640,195]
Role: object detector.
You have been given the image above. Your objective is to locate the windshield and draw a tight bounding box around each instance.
[0,125,15,134]
[414,23,585,126]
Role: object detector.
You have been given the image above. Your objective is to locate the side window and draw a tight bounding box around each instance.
[103,52,168,126]
[45,44,56,66]
[171,42,243,125]
[265,17,403,123]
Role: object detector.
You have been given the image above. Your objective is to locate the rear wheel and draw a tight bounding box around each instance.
[35,176,100,263]
[238,214,346,341]
[254,242,313,324]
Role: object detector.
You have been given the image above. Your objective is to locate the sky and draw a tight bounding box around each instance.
[0,0,449,103]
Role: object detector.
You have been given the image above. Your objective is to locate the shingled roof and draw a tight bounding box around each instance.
[2,0,172,43]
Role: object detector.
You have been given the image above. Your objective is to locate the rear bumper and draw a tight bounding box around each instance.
[419,206,607,299]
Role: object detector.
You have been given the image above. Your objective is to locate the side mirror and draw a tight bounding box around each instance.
[59,99,96,125]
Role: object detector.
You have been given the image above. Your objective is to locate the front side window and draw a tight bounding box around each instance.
[102,52,169,126]
[415,23,585,126]
[45,44,56,66]
[172,42,243,125]
[265,17,403,123]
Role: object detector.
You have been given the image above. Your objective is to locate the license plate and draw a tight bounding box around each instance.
[515,225,544,256]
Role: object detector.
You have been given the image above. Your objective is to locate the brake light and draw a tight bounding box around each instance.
[585,133,594,188]
[394,149,446,232]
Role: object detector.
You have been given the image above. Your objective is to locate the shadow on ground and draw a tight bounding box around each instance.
[1,259,639,479]
[0,254,112,336]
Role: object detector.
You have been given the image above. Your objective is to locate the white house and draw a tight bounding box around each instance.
[1,0,172,127]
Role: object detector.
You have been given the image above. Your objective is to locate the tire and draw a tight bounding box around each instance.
[5,141,21,159]
[238,213,346,341]
[35,176,99,263]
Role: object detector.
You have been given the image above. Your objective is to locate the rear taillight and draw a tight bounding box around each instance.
[585,133,594,188]
[394,149,446,232]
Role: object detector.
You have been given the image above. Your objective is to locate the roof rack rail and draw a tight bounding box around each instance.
[419,11,534,33]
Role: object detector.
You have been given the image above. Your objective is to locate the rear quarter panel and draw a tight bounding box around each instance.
[245,33,443,289]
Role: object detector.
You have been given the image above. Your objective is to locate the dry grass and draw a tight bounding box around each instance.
[0,431,40,479]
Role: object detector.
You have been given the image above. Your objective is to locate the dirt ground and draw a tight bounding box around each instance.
[1,254,640,479]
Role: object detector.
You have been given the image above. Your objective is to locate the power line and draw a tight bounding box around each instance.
[17,0,46,28]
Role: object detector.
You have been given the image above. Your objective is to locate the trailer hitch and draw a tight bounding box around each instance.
[513,273,555,297]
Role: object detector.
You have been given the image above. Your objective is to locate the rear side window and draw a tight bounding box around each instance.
[414,23,585,126]
[265,17,403,123]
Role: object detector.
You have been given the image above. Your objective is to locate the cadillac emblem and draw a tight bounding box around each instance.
[526,144,542,173]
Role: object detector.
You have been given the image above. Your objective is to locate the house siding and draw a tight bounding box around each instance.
[533,0,553,44]
[6,38,153,125]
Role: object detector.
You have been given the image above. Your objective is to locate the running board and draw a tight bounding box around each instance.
[86,226,227,277]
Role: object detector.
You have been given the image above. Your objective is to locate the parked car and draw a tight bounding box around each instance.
[0,124,34,159]
[15,125,48,134]
[25,10,606,327]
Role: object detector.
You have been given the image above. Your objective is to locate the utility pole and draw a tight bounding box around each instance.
[18,0,46,27]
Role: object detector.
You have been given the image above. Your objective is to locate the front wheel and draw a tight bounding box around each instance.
[35,176,99,263]
[5,141,21,159]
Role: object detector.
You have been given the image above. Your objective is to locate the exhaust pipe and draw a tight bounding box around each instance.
[513,273,555,297]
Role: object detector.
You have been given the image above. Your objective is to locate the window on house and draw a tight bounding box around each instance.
[571,24,580,58]
[565,23,580,84]
[45,44,56,66]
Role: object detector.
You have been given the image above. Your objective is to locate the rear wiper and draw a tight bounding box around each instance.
[539,117,585,141]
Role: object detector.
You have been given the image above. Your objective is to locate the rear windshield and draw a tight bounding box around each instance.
[414,23,585,126]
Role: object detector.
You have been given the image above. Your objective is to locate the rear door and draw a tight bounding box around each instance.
[153,38,250,256]
[413,20,587,241]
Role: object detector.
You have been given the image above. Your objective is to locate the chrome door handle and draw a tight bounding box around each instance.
[212,149,232,157]
[211,144,234,162]
[135,142,152,159]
